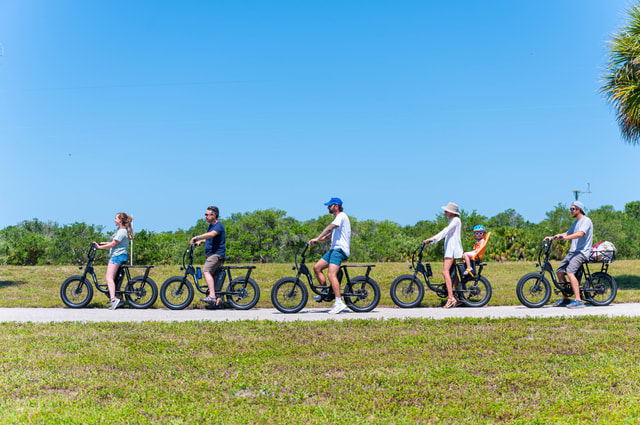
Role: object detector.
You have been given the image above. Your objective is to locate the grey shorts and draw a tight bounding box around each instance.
[557,252,586,275]
[203,255,223,276]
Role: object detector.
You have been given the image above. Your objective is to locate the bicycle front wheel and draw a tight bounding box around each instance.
[584,272,617,306]
[344,276,380,312]
[227,277,260,310]
[271,277,308,313]
[160,276,195,310]
[516,273,551,308]
[390,274,424,308]
[458,276,492,307]
[125,276,158,308]
[60,276,94,308]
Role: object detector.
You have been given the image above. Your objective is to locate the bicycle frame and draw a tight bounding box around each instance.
[292,243,375,300]
[410,243,485,298]
[79,244,153,297]
[534,238,611,298]
[180,244,256,297]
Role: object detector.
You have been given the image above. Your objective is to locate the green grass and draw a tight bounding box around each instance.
[1,260,639,308]
[1,318,640,423]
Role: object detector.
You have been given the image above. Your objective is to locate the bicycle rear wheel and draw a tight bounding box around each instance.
[344,276,380,312]
[125,276,158,308]
[458,276,492,307]
[583,272,617,306]
[227,277,260,310]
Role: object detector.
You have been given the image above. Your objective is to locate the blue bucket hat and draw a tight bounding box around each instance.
[324,197,343,206]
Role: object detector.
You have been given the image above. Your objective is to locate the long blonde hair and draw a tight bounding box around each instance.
[117,212,134,240]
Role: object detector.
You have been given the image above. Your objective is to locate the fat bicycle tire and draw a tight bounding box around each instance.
[160,276,195,310]
[458,276,492,307]
[60,276,94,308]
[583,272,617,306]
[516,273,551,308]
[271,277,308,314]
[125,276,158,309]
[344,276,380,312]
[389,274,424,308]
[227,277,260,310]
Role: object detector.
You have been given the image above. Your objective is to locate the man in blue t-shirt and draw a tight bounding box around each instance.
[545,201,593,309]
[190,206,226,306]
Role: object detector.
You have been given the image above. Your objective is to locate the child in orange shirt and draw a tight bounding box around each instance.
[463,225,489,277]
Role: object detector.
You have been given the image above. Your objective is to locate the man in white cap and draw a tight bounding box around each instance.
[546,201,593,309]
[310,197,351,314]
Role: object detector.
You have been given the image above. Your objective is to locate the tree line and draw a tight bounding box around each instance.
[1,201,639,266]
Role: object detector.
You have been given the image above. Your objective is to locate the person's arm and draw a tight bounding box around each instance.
[190,229,219,246]
[310,224,338,245]
[424,219,456,244]
[94,239,119,250]
[546,229,584,241]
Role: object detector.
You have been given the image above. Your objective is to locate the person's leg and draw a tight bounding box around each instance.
[202,255,222,304]
[567,272,582,302]
[442,257,456,303]
[463,252,476,276]
[327,250,348,314]
[105,262,120,301]
[564,254,586,303]
[313,257,330,287]
[463,252,471,269]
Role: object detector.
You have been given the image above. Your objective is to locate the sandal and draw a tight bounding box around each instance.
[443,298,458,309]
[463,268,474,277]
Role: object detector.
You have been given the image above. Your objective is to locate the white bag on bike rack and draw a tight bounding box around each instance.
[590,241,616,263]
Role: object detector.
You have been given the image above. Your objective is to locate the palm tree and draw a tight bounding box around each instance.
[601,3,640,146]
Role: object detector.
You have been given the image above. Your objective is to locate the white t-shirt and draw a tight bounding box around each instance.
[330,212,351,257]
[431,216,463,258]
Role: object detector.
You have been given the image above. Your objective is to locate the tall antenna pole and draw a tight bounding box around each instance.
[572,183,592,201]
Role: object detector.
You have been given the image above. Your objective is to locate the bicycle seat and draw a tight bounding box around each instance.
[221,256,231,261]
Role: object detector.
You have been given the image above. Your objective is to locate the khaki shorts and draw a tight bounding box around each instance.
[203,255,223,276]
[557,252,586,275]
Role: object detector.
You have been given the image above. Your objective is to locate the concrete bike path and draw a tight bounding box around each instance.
[0,303,639,323]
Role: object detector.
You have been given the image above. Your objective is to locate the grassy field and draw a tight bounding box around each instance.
[1,259,639,309]
[0,318,640,423]
[1,262,640,423]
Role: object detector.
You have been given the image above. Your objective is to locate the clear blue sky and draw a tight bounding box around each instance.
[1,0,638,233]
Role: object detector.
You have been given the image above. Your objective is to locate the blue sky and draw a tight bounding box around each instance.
[1,0,638,233]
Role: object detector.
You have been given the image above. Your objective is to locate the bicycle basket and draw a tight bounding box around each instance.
[590,241,617,263]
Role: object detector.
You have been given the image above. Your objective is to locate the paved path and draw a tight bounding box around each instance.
[1,303,639,323]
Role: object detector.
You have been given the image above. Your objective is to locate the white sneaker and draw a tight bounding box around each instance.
[328,300,347,315]
[109,298,122,310]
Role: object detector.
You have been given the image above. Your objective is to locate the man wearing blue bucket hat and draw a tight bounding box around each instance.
[545,200,593,309]
[309,197,351,314]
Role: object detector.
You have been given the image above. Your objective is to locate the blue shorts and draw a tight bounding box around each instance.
[109,254,128,266]
[322,249,348,266]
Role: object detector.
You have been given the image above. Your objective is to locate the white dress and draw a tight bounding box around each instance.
[431,216,463,258]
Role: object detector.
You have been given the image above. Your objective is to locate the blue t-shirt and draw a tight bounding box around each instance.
[205,221,226,257]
